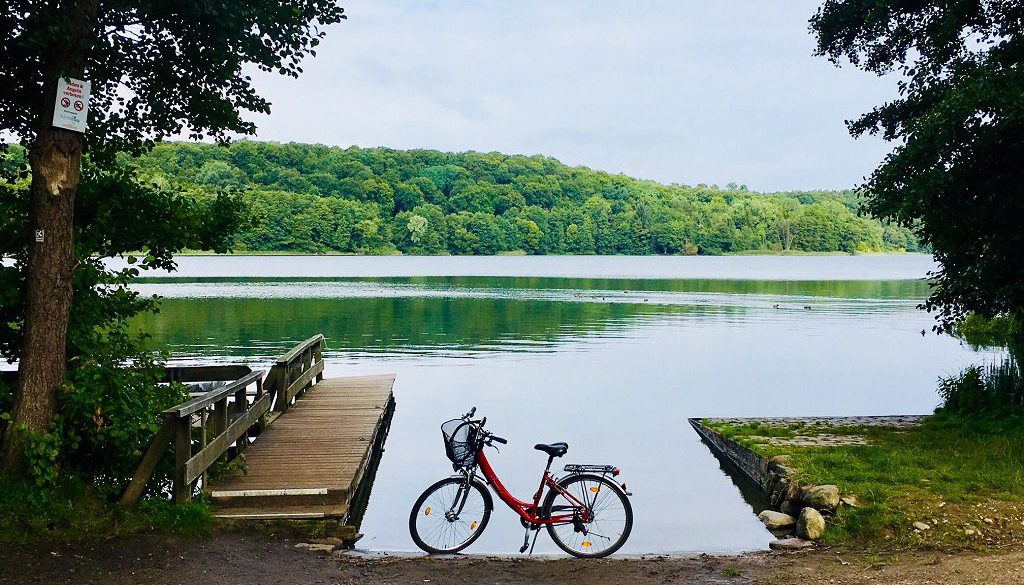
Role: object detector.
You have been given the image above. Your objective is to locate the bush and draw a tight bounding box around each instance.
[939,357,1024,417]
[0,475,212,543]
[954,313,1020,348]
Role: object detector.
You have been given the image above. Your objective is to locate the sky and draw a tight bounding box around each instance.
[244,0,899,192]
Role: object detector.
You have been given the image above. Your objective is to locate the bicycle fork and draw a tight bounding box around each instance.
[446,470,476,521]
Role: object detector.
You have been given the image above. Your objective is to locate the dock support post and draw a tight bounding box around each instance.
[173,416,192,504]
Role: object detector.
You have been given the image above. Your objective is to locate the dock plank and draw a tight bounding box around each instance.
[208,374,395,519]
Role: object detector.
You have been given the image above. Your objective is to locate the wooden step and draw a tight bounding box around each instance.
[213,501,350,520]
[209,487,348,510]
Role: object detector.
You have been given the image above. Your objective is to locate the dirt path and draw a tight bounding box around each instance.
[2,534,1022,585]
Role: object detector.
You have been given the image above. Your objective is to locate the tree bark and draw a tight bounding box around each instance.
[0,0,98,473]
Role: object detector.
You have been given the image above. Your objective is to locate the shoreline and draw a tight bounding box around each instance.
[101,253,938,282]
[129,250,914,257]
[2,531,1018,585]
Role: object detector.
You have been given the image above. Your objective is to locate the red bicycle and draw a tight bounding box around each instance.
[409,408,633,558]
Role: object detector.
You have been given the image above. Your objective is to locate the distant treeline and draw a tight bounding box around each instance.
[51,142,931,255]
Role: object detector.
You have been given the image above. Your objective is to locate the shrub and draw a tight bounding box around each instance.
[939,357,1024,417]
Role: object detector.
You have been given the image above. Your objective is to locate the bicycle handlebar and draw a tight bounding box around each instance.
[460,407,507,445]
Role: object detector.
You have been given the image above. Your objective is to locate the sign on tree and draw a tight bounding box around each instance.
[52,76,90,133]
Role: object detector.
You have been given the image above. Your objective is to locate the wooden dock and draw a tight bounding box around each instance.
[121,335,396,538]
[209,374,396,520]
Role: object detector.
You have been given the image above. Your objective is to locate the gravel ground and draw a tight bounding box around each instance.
[2,533,1022,585]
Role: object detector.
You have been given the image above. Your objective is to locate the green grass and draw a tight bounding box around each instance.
[0,476,213,544]
[721,565,743,577]
[708,414,1024,549]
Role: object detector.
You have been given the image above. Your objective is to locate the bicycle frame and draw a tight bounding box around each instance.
[473,449,592,525]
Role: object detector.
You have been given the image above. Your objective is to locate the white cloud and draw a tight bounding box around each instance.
[244,0,897,191]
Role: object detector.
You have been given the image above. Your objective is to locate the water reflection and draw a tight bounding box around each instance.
[129,268,989,554]
[134,276,929,360]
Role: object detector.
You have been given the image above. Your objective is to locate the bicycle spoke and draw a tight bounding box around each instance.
[546,475,632,557]
[411,478,490,554]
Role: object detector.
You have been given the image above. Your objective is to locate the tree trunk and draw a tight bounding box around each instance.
[0,129,83,472]
[0,0,97,473]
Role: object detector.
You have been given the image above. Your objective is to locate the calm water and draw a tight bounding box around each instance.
[126,254,987,554]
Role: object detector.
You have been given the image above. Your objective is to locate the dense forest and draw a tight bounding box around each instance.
[9,141,924,255]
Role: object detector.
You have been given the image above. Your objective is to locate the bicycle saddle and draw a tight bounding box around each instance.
[534,442,569,457]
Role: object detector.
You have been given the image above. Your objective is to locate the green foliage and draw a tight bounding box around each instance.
[21,428,61,488]
[711,414,1024,548]
[0,475,212,543]
[953,313,1021,349]
[0,1,347,158]
[130,141,926,256]
[938,358,1024,417]
[811,1,1024,332]
[0,147,243,493]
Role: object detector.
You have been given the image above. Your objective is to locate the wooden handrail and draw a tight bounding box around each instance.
[164,370,263,417]
[275,334,324,365]
[268,334,325,414]
[121,369,267,506]
[121,334,328,507]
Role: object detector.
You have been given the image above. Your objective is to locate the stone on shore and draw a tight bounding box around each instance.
[295,543,336,553]
[840,495,860,508]
[797,507,826,540]
[803,484,841,510]
[769,537,814,551]
[758,510,797,530]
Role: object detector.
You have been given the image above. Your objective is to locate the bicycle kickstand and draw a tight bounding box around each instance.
[519,525,541,555]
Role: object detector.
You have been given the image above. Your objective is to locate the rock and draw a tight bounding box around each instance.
[769,537,814,551]
[773,465,797,478]
[295,543,335,553]
[803,485,841,510]
[311,537,344,546]
[758,510,797,530]
[768,455,794,475]
[780,499,798,516]
[797,507,826,540]
[913,521,931,531]
[840,495,860,508]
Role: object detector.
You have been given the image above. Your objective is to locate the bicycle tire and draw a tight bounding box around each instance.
[409,476,493,554]
[543,473,632,558]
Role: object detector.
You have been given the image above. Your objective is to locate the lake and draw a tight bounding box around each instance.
[124,254,988,554]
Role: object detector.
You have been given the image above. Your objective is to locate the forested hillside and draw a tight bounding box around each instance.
[128,142,922,255]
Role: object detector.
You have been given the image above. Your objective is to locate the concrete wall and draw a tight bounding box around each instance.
[688,418,773,493]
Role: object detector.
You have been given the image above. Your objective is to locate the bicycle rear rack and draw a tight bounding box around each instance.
[563,464,618,475]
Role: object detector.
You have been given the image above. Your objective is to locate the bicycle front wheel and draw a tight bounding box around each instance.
[543,473,633,558]
[409,477,492,554]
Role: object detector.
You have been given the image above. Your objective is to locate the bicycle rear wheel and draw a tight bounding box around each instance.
[409,477,492,554]
[543,473,632,558]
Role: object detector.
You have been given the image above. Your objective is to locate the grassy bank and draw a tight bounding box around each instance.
[709,414,1024,549]
[0,477,212,544]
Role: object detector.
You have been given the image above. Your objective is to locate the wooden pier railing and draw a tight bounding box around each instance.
[121,369,267,505]
[121,335,326,506]
[268,334,324,416]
